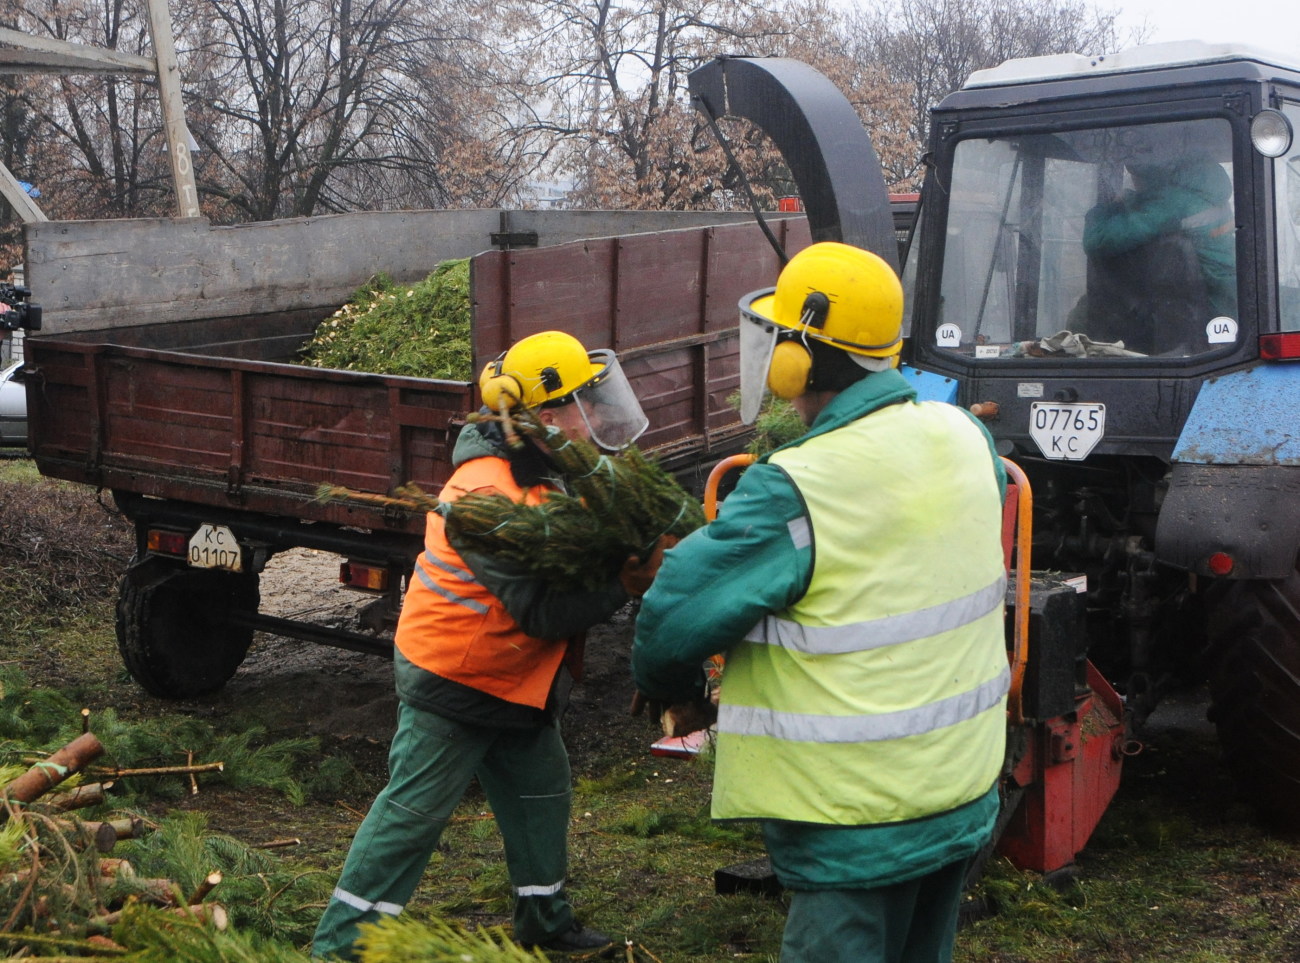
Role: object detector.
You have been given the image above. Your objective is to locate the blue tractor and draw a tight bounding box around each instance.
[691,41,1300,838]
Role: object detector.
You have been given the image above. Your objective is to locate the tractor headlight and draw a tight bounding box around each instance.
[1251,109,1293,158]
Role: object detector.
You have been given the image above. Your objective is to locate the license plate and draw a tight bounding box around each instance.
[1029,402,1105,461]
[188,523,243,572]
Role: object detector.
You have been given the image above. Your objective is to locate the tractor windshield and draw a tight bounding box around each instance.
[1276,102,1300,331]
[934,117,1237,360]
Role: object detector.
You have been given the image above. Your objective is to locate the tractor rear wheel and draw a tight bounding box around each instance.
[116,557,260,699]
[1204,564,1300,828]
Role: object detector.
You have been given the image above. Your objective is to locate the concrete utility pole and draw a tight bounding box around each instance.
[145,0,199,218]
[0,0,199,221]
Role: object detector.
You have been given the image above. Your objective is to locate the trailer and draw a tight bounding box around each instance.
[22,208,812,698]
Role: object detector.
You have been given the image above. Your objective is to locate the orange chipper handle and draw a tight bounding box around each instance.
[999,457,1033,726]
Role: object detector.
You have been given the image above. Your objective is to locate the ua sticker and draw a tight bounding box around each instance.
[936,323,961,347]
[1207,317,1238,344]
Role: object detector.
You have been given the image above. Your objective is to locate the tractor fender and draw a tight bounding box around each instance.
[899,364,959,404]
[1155,365,1300,579]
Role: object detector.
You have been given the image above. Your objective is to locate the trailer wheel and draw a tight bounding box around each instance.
[116,558,259,699]
[1204,565,1300,829]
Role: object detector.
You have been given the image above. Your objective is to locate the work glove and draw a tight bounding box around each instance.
[618,534,678,598]
[630,691,718,738]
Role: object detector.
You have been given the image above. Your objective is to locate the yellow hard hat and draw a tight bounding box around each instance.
[479,330,604,411]
[735,243,904,424]
[745,241,904,359]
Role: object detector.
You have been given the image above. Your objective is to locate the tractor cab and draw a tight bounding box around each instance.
[903,42,1300,465]
[900,42,1300,828]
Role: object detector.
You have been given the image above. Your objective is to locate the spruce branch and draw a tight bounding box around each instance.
[451,409,705,590]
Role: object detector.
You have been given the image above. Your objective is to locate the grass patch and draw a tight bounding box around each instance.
[957,723,1300,962]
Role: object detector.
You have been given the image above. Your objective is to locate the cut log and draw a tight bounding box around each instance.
[2,733,105,807]
[187,870,223,904]
[91,900,228,932]
[99,858,136,879]
[86,934,126,951]
[107,816,146,840]
[44,781,114,812]
[122,877,183,907]
[50,818,117,853]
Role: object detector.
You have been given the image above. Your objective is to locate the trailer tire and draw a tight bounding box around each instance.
[1204,565,1300,829]
[116,559,259,699]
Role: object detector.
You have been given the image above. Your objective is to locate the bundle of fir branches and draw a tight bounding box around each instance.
[319,411,704,592]
[441,410,705,592]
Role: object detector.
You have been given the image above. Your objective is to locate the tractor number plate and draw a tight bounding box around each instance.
[1029,402,1105,461]
[188,524,243,572]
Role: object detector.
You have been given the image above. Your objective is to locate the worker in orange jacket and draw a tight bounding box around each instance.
[313,331,664,959]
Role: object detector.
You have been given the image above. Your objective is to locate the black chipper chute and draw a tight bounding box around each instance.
[688,55,899,273]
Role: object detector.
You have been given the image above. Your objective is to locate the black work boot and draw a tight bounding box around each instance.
[529,921,614,953]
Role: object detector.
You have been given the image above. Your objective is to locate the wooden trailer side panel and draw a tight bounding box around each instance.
[28,337,468,535]
[471,217,813,464]
[26,212,812,537]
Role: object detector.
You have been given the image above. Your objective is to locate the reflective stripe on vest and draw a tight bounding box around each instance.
[414,549,490,615]
[393,456,564,709]
[711,400,1008,826]
[718,662,1010,743]
[744,573,1006,655]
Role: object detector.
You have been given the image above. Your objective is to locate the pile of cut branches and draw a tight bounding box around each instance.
[298,262,473,379]
[0,469,132,615]
[0,726,553,961]
[1,729,234,949]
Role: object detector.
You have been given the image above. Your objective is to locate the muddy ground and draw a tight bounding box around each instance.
[150,547,654,848]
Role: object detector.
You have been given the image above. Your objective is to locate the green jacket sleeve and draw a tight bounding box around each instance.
[460,547,629,641]
[631,461,812,702]
[1083,182,1215,257]
[958,408,1008,501]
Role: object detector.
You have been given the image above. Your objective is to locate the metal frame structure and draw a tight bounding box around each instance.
[0,0,198,221]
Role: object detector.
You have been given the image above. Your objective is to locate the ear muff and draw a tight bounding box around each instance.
[764,291,830,400]
[768,338,813,400]
[478,355,523,412]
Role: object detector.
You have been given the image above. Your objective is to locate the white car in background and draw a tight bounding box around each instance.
[0,359,27,446]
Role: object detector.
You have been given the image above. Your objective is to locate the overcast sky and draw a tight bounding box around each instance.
[1113,0,1298,57]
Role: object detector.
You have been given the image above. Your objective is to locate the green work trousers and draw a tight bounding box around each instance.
[778,857,969,963]
[312,702,574,960]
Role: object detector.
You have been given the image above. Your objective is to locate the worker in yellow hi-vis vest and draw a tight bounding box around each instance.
[633,242,1009,963]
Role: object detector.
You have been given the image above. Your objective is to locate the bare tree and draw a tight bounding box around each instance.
[0,0,542,224]
[855,0,1148,187]
[177,0,533,220]
[517,0,914,210]
[3,0,177,220]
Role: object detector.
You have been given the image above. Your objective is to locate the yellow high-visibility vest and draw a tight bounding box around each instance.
[712,400,1008,825]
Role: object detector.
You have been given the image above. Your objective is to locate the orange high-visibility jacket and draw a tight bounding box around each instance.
[393,456,565,709]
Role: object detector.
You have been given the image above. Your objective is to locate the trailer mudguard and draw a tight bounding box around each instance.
[1155,365,1300,579]
[687,56,899,273]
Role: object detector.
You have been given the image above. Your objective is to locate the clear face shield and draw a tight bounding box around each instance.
[569,351,649,451]
[738,288,782,425]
